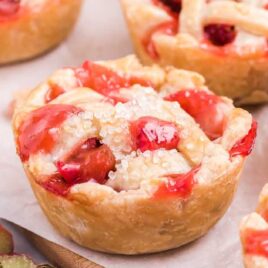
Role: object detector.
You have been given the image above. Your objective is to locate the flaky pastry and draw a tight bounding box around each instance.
[120,0,268,105]
[12,55,256,254]
[0,0,82,64]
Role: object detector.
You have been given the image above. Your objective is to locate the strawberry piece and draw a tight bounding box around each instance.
[154,166,199,198]
[230,121,257,157]
[0,0,20,17]
[18,104,81,162]
[204,24,236,46]
[75,61,151,97]
[130,116,180,152]
[165,89,231,140]
[244,228,268,258]
[57,137,116,185]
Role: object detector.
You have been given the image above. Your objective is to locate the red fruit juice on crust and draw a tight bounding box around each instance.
[130,116,180,152]
[45,84,65,103]
[229,121,257,157]
[165,89,231,140]
[18,104,82,162]
[244,229,268,258]
[40,175,71,197]
[154,166,199,199]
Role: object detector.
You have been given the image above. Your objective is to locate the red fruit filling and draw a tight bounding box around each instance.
[154,166,199,198]
[45,84,65,103]
[143,20,178,59]
[0,0,20,17]
[165,89,230,140]
[41,137,116,196]
[130,116,180,152]
[18,104,82,162]
[230,120,257,158]
[56,137,115,185]
[204,24,236,46]
[75,61,151,100]
[152,0,182,15]
[244,228,268,258]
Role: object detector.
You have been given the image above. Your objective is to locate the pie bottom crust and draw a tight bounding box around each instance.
[26,159,243,254]
[0,0,82,65]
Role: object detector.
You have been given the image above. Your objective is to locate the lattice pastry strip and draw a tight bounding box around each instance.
[180,0,268,42]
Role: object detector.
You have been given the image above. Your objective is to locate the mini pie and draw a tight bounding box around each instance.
[12,55,256,254]
[240,185,268,268]
[0,0,82,65]
[120,0,268,105]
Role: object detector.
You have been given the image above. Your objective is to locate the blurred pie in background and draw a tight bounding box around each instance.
[0,0,83,65]
[120,0,268,105]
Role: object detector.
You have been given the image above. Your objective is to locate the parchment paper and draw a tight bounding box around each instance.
[0,1,267,267]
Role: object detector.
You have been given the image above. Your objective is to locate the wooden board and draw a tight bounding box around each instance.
[23,229,103,268]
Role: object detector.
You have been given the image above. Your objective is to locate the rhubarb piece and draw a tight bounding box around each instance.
[0,225,13,255]
[0,255,36,268]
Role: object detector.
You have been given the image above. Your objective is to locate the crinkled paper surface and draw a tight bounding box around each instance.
[0,1,267,267]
